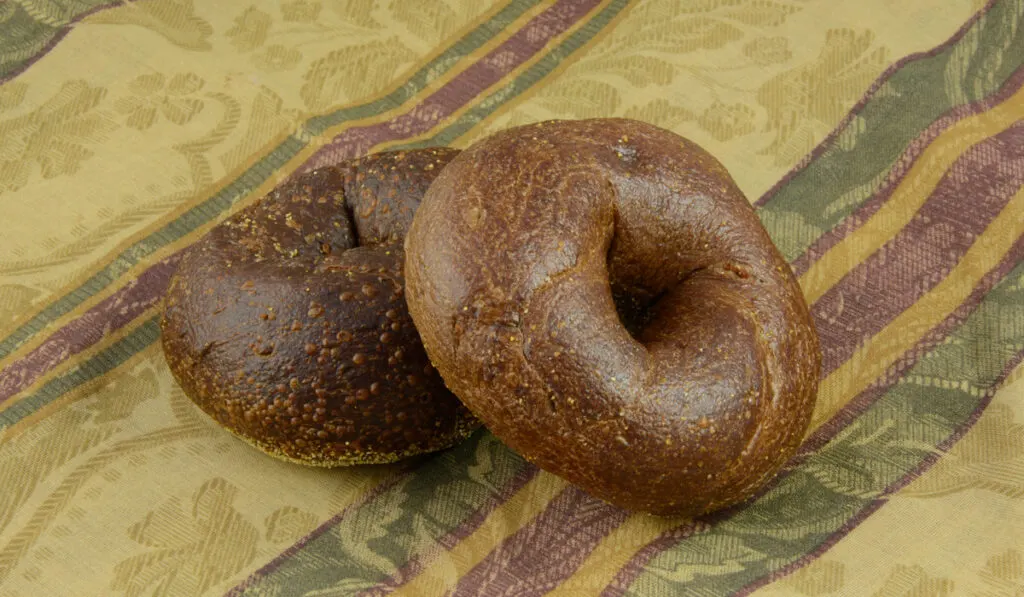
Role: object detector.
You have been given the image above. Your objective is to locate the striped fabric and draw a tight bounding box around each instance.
[0,0,1021,595]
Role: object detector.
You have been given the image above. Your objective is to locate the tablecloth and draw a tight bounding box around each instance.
[1,0,1022,595]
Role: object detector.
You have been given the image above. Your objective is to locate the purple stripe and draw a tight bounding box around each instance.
[0,1,137,86]
[598,537,675,597]
[225,470,414,597]
[0,0,1003,415]
[753,0,998,207]
[0,0,1003,405]
[597,522,715,597]
[449,487,629,597]
[1,0,1016,593]
[800,232,1024,457]
[225,2,606,590]
[251,1,1019,593]
[0,256,180,404]
[356,466,540,597]
[732,345,1024,597]
[602,233,1024,597]
[729,499,887,597]
[439,119,1024,597]
[301,0,602,171]
[227,3,608,589]
[790,63,1024,278]
[812,121,1024,376]
[0,0,598,409]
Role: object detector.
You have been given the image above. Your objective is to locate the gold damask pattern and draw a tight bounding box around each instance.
[0,347,392,595]
[0,0,494,336]
[1,1,1019,596]
[758,373,1024,597]
[460,0,979,196]
[0,79,115,193]
[115,73,206,131]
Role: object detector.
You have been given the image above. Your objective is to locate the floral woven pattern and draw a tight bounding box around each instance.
[1,1,1020,596]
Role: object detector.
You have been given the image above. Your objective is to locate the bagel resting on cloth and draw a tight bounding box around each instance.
[404,118,821,516]
[161,148,479,466]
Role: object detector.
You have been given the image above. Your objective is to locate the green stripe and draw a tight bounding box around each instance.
[10,0,1015,369]
[0,0,541,362]
[758,0,1024,262]
[0,316,160,430]
[6,2,1017,595]
[237,431,529,596]
[231,3,636,593]
[2,0,629,592]
[0,1,112,81]
[238,4,1024,592]
[625,261,1024,596]
[399,0,629,150]
[0,0,624,433]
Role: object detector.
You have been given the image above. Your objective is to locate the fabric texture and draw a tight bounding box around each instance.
[1,0,1022,595]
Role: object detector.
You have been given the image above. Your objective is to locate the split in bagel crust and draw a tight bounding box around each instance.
[404,119,820,516]
[161,148,479,466]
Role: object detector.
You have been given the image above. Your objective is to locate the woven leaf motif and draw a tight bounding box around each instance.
[779,560,847,596]
[623,99,696,130]
[14,0,97,28]
[722,0,800,26]
[584,54,677,87]
[0,2,15,23]
[0,283,42,325]
[464,0,808,148]
[226,6,272,52]
[0,80,116,193]
[389,0,481,44]
[86,0,213,51]
[743,36,793,65]
[0,411,111,535]
[253,44,303,72]
[328,0,378,28]
[84,369,161,424]
[0,81,27,113]
[111,478,260,597]
[281,0,321,23]
[264,506,318,543]
[645,540,763,584]
[872,565,955,597]
[300,37,416,110]
[641,17,744,54]
[901,403,1024,499]
[327,481,409,583]
[756,209,826,261]
[978,549,1024,595]
[758,29,889,166]
[525,79,624,122]
[697,101,757,141]
[115,73,206,131]
[218,85,300,174]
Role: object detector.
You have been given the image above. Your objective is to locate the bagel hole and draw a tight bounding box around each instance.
[612,286,662,340]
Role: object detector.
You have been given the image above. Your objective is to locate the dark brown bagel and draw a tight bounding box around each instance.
[404,119,820,516]
[161,148,479,466]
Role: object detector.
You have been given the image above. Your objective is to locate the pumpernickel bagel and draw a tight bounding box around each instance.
[161,148,479,466]
[404,119,820,516]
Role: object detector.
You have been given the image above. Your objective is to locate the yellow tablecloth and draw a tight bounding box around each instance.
[2,0,1022,595]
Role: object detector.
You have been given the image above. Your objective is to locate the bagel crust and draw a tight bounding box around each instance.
[404,119,820,516]
[161,148,478,466]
